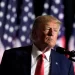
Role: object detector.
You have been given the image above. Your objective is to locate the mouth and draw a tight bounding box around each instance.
[46,37,52,41]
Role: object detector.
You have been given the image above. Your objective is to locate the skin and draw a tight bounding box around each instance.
[32,21,60,52]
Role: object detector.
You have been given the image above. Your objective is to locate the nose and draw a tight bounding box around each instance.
[47,28,52,36]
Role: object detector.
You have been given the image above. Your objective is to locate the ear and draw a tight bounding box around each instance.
[32,29,38,40]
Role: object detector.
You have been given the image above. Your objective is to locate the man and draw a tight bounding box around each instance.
[0,15,74,75]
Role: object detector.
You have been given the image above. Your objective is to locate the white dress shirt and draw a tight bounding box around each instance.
[31,44,51,75]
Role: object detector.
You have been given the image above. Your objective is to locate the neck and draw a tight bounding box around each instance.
[34,43,51,53]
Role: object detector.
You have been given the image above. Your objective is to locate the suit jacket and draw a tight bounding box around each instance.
[0,45,74,75]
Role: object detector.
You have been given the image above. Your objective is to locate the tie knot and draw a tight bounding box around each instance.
[41,53,45,58]
[39,54,45,59]
[37,54,45,60]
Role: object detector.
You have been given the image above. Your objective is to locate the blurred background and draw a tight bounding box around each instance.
[0,0,75,73]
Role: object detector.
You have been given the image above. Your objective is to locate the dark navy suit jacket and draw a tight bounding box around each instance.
[0,45,74,75]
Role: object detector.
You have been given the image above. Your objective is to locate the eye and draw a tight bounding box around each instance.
[44,28,49,31]
[54,29,58,32]
[43,28,50,33]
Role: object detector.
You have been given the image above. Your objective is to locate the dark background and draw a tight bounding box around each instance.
[0,0,75,50]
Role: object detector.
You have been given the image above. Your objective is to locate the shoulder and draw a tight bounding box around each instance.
[51,49,72,65]
[4,45,32,54]
[1,45,32,62]
[52,50,74,72]
[51,49,74,74]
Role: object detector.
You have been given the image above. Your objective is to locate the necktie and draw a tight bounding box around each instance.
[35,54,45,75]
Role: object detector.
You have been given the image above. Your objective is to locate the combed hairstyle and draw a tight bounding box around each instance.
[32,15,61,30]
[31,15,61,42]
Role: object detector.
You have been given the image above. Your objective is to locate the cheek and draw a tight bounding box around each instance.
[53,35,58,41]
[40,32,46,38]
[37,32,46,41]
[54,34,58,38]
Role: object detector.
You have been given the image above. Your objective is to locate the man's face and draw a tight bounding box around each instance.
[36,21,60,48]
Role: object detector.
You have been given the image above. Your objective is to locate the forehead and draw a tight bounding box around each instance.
[39,21,59,28]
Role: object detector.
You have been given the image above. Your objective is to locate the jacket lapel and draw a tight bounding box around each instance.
[23,53,31,75]
[50,50,61,75]
[19,46,61,75]
[17,46,32,75]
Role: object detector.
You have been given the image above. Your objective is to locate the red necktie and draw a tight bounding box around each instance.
[35,54,45,75]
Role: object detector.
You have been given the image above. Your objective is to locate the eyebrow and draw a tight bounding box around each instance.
[44,24,59,29]
[45,26,58,29]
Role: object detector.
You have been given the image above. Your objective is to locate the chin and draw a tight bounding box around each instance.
[47,43,55,48]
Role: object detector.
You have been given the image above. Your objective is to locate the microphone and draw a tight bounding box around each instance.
[56,46,75,61]
[56,47,66,54]
[56,47,75,56]
[56,47,71,54]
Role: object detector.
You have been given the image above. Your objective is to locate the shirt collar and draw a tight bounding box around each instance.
[44,49,51,61]
[32,44,51,62]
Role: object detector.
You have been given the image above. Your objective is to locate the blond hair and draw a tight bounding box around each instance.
[32,15,61,30]
[31,15,61,42]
